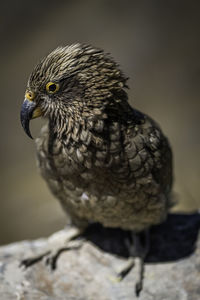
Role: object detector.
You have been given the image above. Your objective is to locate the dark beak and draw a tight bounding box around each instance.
[20,99,36,139]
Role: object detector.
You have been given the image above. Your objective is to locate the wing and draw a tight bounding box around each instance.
[125,108,173,197]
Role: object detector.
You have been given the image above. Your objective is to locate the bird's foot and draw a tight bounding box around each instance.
[112,230,149,297]
[20,227,84,270]
[114,257,135,281]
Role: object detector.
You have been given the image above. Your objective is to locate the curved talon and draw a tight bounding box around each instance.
[20,251,50,268]
[45,249,63,270]
[115,257,135,280]
[135,281,142,297]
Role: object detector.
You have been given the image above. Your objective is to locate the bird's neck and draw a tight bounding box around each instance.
[50,111,108,149]
[49,97,137,153]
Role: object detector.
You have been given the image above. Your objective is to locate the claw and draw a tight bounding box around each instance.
[115,257,135,280]
[20,251,50,268]
[135,281,142,297]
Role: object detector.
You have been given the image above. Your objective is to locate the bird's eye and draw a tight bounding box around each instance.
[46,82,59,94]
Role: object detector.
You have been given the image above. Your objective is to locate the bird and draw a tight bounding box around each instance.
[20,43,173,295]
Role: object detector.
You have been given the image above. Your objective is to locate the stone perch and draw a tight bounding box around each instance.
[0,212,200,300]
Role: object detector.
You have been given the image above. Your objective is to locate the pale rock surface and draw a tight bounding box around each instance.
[0,213,200,300]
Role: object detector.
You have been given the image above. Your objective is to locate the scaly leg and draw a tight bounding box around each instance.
[116,229,150,297]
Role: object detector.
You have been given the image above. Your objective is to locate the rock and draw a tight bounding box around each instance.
[0,213,200,300]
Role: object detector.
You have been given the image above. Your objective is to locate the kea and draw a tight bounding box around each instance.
[20,44,173,295]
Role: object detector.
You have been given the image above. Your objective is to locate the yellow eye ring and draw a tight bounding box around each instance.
[46,82,59,94]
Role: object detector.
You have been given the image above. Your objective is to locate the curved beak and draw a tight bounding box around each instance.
[20,99,42,139]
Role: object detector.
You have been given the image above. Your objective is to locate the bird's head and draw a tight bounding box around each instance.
[20,43,128,139]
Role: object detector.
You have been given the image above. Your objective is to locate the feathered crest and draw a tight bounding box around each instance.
[28,43,128,93]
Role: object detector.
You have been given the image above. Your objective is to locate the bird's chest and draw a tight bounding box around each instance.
[37,122,149,200]
[36,124,166,230]
[51,135,124,196]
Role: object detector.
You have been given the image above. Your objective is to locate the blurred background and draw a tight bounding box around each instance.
[0,0,199,245]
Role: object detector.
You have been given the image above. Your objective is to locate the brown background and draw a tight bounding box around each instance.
[0,0,200,245]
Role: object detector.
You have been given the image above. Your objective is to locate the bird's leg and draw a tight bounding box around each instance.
[115,229,150,297]
[20,226,84,270]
